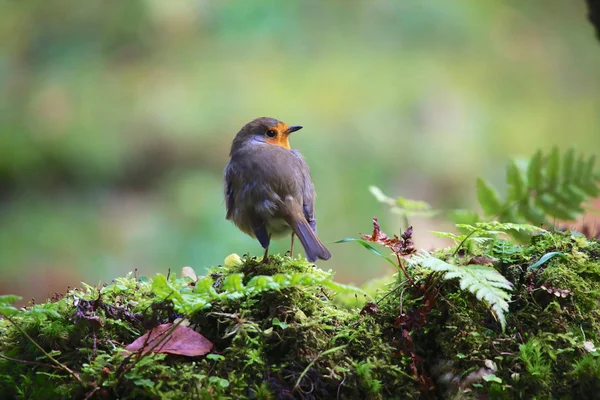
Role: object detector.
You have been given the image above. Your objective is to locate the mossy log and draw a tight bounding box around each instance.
[1,230,600,399]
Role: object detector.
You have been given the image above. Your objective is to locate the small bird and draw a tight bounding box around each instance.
[224,117,331,263]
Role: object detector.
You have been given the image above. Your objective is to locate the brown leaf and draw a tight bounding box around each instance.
[360,301,379,315]
[125,323,213,357]
[466,256,497,266]
[360,217,417,257]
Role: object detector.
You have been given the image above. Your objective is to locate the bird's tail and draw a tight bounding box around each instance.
[285,214,331,262]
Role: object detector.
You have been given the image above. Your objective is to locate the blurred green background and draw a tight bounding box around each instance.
[1,0,599,302]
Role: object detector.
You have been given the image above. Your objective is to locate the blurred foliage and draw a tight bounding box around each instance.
[1,0,600,301]
[475,148,599,224]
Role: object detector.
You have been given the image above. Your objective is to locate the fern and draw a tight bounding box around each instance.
[457,221,546,235]
[371,149,599,232]
[476,148,599,225]
[408,251,512,331]
[434,222,546,253]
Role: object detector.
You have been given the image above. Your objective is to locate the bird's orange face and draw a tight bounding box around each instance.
[264,122,303,150]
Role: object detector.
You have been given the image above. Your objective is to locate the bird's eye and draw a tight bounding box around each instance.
[266,129,277,138]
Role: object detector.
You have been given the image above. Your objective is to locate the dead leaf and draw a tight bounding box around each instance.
[466,256,497,266]
[125,323,213,357]
[360,217,416,256]
[360,301,379,315]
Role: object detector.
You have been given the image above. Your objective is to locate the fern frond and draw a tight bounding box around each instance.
[408,251,512,331]
[477,148,599,225]
[432,231,492,246]
[457,222,546,235]
[435,222,545,251]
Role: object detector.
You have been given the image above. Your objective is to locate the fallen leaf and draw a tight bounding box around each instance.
[466,256,497,266]
[125,323,213,357]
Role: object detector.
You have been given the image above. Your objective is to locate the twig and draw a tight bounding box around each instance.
[452,229,479,257]
[395,254,415,285]
[375,279,409,305]
[294,345,347,391]
[84,386,101,400]
[0,352,61,370]
[399,284,410,315]
[336,374,346,400]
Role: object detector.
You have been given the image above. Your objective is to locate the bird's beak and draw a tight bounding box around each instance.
[286,125,303,133]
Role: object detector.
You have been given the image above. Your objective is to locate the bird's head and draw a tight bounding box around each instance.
[231,117,303,153]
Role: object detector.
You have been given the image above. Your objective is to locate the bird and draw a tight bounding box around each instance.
[224,117,331,263]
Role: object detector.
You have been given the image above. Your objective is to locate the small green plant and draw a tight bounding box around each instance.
[572,354,600,396]
[0,295,82,383]
[353,359,383,396]
[337,218,514,330]
[357,149,599,332]
[519,339,552,390]
[151,260,367,314]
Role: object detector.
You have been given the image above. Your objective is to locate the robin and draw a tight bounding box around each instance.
[224,117,331,263]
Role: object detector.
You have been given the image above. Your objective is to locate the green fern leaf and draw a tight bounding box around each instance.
[433,230,492,246]
[194,277,218,296]
[506,160,526,201]
[562,148,575,184]
[535,194,578,221]
[582,155,599,197]
[474,149,598,228]
[562,184,587,207]
[551,191,584,212]
[463,221,545,234]
[585,155,596,179]
[574,154,587,184]
[546,147,560,189]
[527,150,543,191]
[518,198,547,226]
[222,274,245,292]
[408,251,512,331]
[477,178,503,216]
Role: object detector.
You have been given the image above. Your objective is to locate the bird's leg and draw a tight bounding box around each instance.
[262,247,270,264]
[290,233,295,258]
[254,231,271,264]
[261,234,272,264]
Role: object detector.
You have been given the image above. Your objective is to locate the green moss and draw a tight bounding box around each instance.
[572,354,600,397]
[2,232,600,399]
[370,230,600,399]
[0,256,418,399]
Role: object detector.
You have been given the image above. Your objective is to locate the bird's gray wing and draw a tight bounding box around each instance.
[224,163,235,220]
[291,150,317,232]
[225,159,270,248]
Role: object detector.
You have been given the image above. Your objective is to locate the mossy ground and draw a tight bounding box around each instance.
[1,230,600,399]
